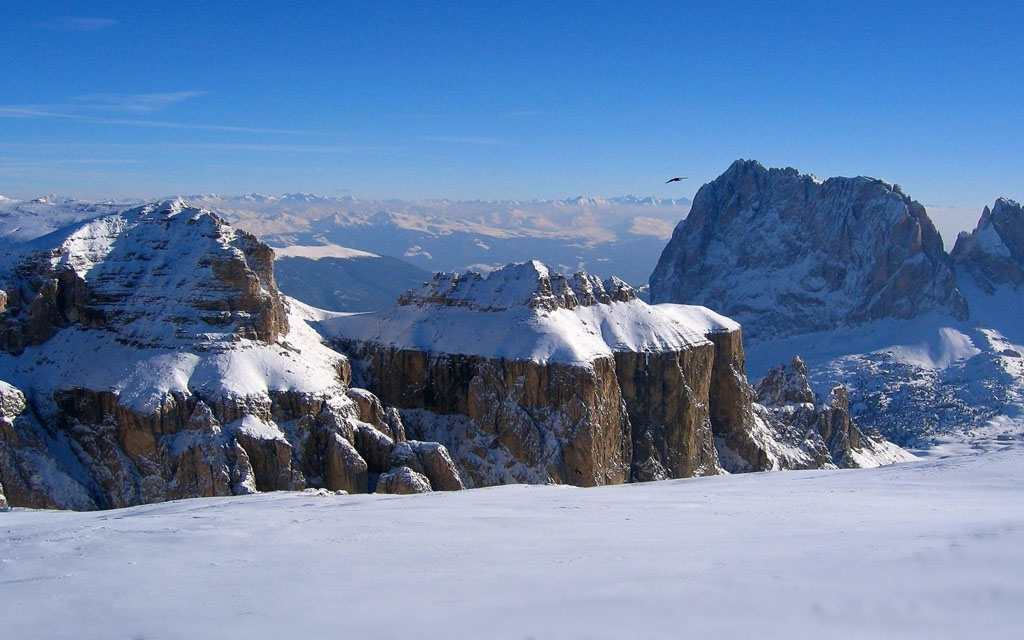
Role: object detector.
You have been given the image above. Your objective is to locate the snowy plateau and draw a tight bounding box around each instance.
[1,159,1023,639]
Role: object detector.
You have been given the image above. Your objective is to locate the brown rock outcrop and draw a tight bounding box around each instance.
[375,465,432,494]
[704,327,773,472]
[344,341,632,487]
[387,441,465,491]
[0,376,457,509]
[614,348,721,480]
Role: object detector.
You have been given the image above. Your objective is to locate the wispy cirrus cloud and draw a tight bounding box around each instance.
[0,104,319,136]
[161,142,403,154]
[35,17,116,32]
[72,91,209,113]
[0,141,403,155]
[422,135,505,145]
[504,109,543,118]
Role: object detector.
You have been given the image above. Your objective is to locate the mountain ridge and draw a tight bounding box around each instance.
[650,159,1024,452]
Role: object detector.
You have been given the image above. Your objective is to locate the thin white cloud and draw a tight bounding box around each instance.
[0,157,137,167]
[162,142,404,154]
[0,141,404,155]
[73,91,209,113]
[422,135,504,145]
[36,17,116,32]
[0,105,319,136]
[505,110,543,118]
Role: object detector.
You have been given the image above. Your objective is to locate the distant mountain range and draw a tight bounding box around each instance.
[184,193,692,285]
[1,160,1021,511]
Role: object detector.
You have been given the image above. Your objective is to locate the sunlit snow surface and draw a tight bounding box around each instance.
[2,447,1022,639]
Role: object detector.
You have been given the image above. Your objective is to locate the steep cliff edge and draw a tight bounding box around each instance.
[320,261,900,486]
[322,262,719,485]
[650,159,967,340]
[0,201,460,509]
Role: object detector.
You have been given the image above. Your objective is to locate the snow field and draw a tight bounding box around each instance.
[1,447,1022,639]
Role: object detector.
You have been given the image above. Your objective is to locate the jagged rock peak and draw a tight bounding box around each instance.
[0,199,287,352]
[751,356,914,469]
[650,159,968,340]
[397,260,637,312]
[755,356,816,406]
[951,198,1024,293]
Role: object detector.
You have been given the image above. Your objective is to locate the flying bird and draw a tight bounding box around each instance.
[665,176,688,183]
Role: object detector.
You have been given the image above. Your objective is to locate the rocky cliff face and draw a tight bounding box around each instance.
[322,261,903,486]
[650,159,967,340]
[328,261,708,486]
[0,201,461,509]
[341,343,634,486]
[952,198,1024,293]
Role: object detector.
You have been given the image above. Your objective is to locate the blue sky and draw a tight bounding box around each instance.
[1,1,1021,221]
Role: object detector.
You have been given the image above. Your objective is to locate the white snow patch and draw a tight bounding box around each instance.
[272,243,379,260]
[656,303,742,334]
[403,245,433,259]
[228,415,286,441]
[887,327,981,369]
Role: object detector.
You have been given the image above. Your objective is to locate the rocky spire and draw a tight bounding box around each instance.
[951,198,1024,293]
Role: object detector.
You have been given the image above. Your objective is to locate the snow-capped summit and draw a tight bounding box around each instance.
[650,159,967,339]
[1,200,286,351]
[0,201,463,509]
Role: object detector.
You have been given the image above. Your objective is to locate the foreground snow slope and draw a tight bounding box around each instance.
[2,447,1021,639]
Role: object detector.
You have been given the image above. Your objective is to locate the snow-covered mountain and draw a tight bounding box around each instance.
[0,195,138,246]
[0,201,462,509]
[317,260,908,487]
[651,160,1024,452]
[650,159,966,340]
[183,193,692,285]
[952,197,1024,293]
